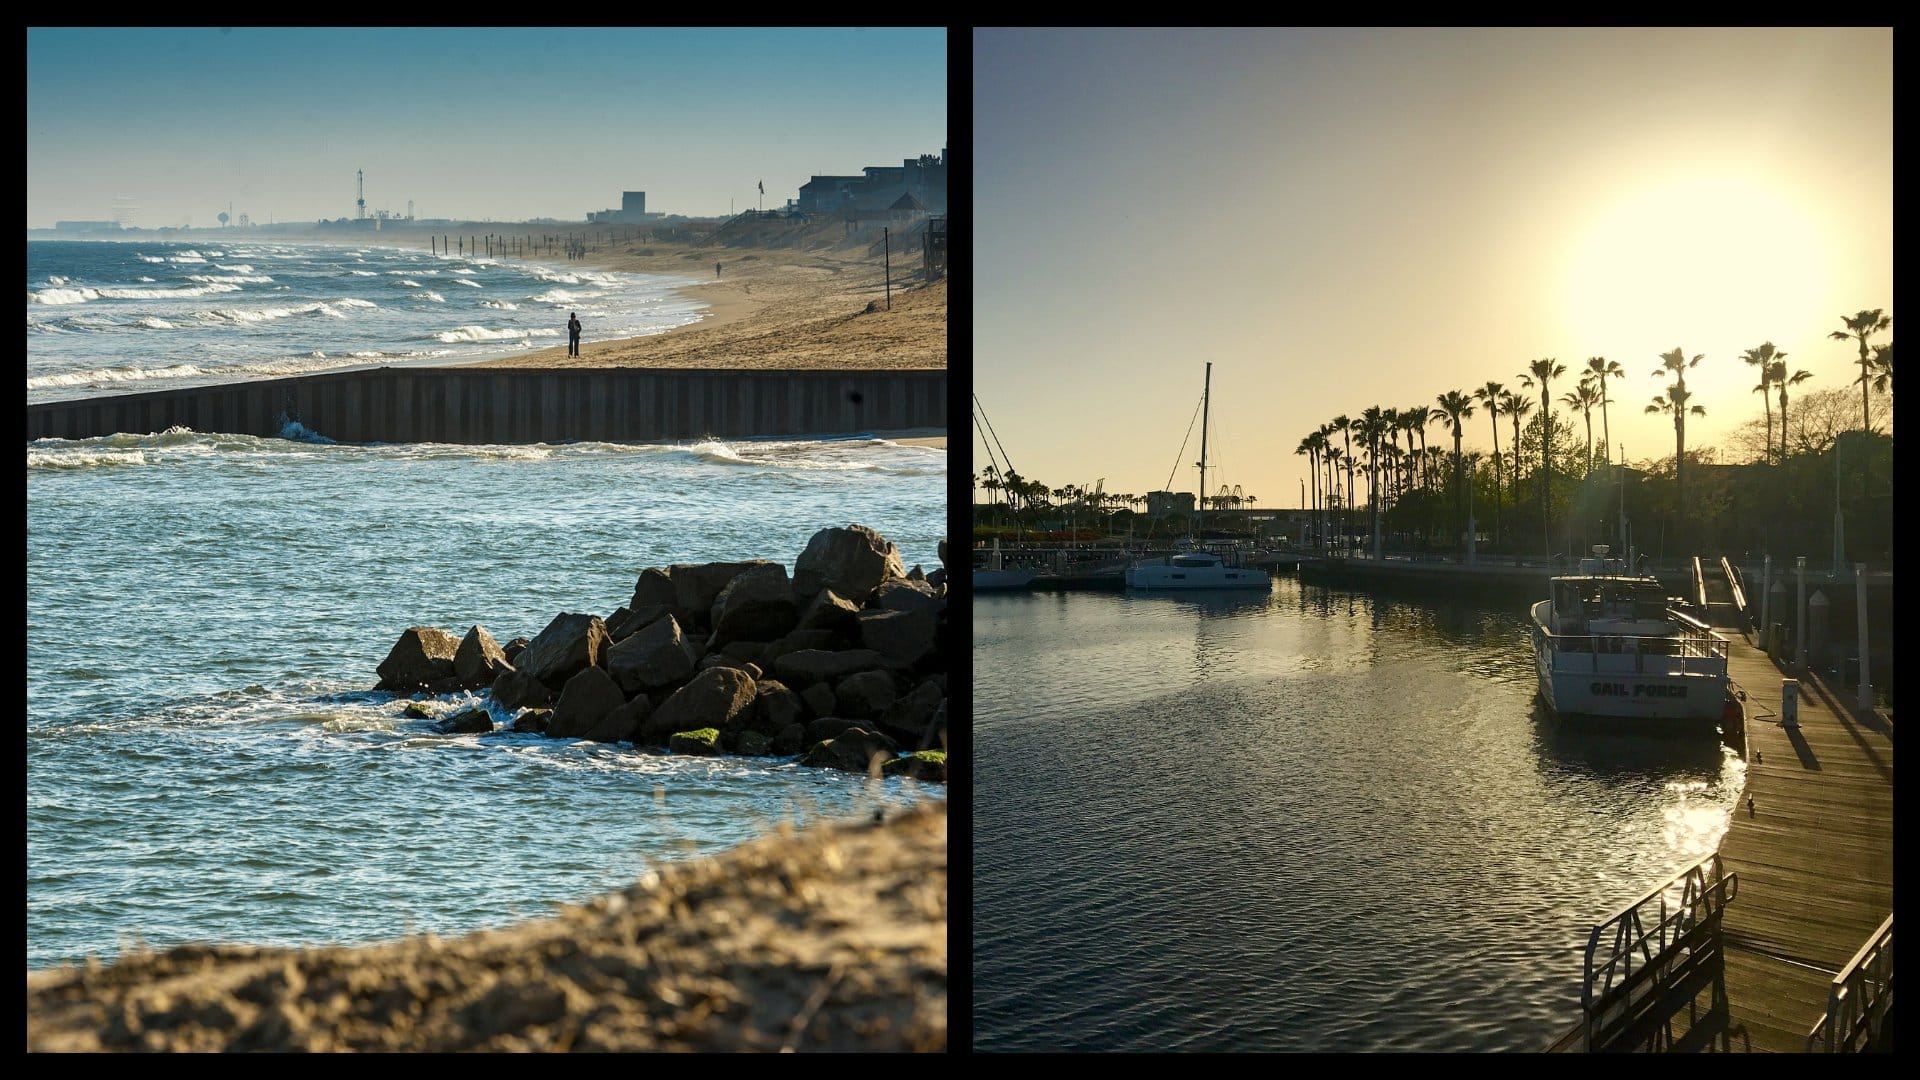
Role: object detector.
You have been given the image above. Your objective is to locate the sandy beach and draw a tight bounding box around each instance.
[460,223,947,453]
[27,801,947,1051]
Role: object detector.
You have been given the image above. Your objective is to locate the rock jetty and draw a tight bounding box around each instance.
[372,525,948,781]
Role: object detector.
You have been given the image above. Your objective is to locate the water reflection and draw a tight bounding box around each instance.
[1530,699,1734,780]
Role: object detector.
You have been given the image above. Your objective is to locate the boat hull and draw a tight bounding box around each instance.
[1530,602,1727,723]
[974,568,1038,591]
[1124,564,1271,590]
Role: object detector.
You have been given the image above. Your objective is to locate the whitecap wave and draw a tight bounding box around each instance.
[433,325,558,343]
[187,273,274,284]
[278,419,337,444]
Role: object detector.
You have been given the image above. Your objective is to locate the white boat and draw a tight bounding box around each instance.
[1530,547,1730,724]
[1125,363,1272,592]
[974,539,1038,591]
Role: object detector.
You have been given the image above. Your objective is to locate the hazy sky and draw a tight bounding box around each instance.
[27,27,947,228]
[974,27,1892,510]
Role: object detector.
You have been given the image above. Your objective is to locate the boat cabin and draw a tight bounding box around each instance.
[1548,576,1673,636]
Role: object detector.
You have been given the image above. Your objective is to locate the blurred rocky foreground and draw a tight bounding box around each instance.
[26,801,946,1052]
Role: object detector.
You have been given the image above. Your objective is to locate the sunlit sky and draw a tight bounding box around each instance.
[27,27,946,228]
[974,27,1892,509]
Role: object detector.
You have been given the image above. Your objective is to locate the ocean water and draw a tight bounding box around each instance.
[25,238,950,973]
[973,581,1744,1052]
[27,238,705,403]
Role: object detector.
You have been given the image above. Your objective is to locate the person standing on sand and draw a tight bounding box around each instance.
[567,312,582,357]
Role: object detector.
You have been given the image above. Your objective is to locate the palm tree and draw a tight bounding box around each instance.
[1646,382,1706,549]
[1648,348,1705,548]
[1332,415,1355,558]
[1404,405,1434,494]
[1869,343,1893,397]
[1295,433,1321,552]
[1741,343,1784,463]
[1324,444,1344,552]
[1473,382,1506,549]
[1583,357,1625,469]
[1435,389,1476,560]
[1517,358,1567,554]
[1359,406,1387,553]
[1379,408,1402,502]
[1750,370,1776,464]
[1770,359,1813,459]
[1562,379,1601,475]
[1501,390,1532,550]
[1830,309,1891,432]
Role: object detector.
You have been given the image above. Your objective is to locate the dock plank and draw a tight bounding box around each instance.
[1710,628,1894,1051]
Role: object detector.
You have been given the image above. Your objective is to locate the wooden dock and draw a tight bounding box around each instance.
[1708,627,1894,1052]
[1554,596,1894,1052]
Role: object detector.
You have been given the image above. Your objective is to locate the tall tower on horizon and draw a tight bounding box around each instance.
[356,170,366,220]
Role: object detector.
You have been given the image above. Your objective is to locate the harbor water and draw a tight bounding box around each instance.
[973,576,1744,1052]
[27,428,946,971]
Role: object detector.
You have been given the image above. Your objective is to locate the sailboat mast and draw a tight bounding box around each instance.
[1197,362,1211,538]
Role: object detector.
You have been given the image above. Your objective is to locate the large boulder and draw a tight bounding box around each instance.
[792,526,905,604]
[670,561,775,633]
[881,750,947,783]
[856,608,939,671]
[434,708,494,735]
[546,665,631,742]
[795,588,861,638]
[798,727,900,774]
[637,667,757,746]
[708,563,799,647]
[452,625,509,689]
[501,637,531,665]
[922,699,947,751]
[732,729,772,757]
[510,708,552,734]
[771,648,885,687]
[628,567,676,609]
[872,579,943,616]
[491,666,555,711]
[752,679,806,735]
[604,614,697,693]
[834,670,898,720]
[761,628,841,668]
[513,613,609,689]
[876,680,944,747]
[669,728,723,756]
[800,682,836,720]
[376,627,462,692]
[607,603,671,643]
[804,715,856,747]
[771,723,807,756]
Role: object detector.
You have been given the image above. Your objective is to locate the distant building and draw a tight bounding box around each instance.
[796,175,866,214]
[1146,491,1196,518]
[794,150,948,217]
[588,190,664,224]
[53,220,121,233]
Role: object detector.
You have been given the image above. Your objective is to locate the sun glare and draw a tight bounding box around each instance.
[1561,173,1832,368]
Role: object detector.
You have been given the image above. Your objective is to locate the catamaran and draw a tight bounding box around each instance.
[1125,363,1272,592]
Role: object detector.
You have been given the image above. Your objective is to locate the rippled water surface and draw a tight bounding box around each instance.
[973,580,1742,1052]
[27,430,946,970]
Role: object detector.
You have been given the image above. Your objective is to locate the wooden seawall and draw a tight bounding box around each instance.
[25,367,947,445]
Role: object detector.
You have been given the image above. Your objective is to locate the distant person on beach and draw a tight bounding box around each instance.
[567,312,581,357]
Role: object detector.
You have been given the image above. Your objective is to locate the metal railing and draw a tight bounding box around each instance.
[1807,914,1893,1052]
[1582,852,1738,1051]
